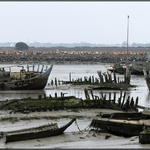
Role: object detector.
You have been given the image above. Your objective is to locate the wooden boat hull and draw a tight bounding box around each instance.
[4,118,76,143]
[107,61,145,75]
[0,65,53,90]
[90,113,150,137]
[91,118,143,137]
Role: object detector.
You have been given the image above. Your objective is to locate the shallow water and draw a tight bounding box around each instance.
[0,63,149,108]
[0,63,150,149]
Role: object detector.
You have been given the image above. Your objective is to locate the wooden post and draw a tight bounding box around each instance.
[103,94,106,105]
[44,93,46,99]
[90,89,94,100]
[51,80,54,86]
[100,92,104,106]
[109,93,111,105]
[69,73,71,82]
[49,94,52,99]
[113,92,116,104]
[58,80,61,85]
[107,72,112,83]
[92,76,94,83]
[61,92,64,98]
[113,71,117,83]
[55,93,57,98]
[134,97,139,111]
[97,71,104,83]
[124,96,130,110]
[38,95,42,99]
[55,78,57,86]
[118,91,123,107]
[84,89,90,99]
[121,92,126,108]
[124,66,131,84]
[103,73,108,82]
[130,97,134,110]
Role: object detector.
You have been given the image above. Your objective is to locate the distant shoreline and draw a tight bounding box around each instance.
[0,47,148,64]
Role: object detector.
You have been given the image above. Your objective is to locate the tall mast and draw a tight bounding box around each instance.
[126,15,129,62]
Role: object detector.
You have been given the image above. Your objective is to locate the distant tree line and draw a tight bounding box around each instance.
[0,42,150,48]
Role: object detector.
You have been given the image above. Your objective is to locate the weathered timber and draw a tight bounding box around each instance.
[0,90,140,113]
[90,112,150,137]
[3,118,76,143]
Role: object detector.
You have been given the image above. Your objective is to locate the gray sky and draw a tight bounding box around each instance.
[0,2,150,45]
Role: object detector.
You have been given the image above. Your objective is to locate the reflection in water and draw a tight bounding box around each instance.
[0,63,149,108]
[0,90,45,100]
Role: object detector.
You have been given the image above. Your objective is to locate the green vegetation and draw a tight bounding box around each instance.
[0,96,83,112]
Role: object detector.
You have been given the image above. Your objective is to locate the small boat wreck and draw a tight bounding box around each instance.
[106,61,132,75]
[106,61,145,75]
[106,16,149,76]
[0,64,53,90]
[90,112,150,137]
[1,118,76,143]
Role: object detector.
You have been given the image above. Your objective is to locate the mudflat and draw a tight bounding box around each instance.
[0,108,145,148]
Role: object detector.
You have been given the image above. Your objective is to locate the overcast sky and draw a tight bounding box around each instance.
[0,2,150,45]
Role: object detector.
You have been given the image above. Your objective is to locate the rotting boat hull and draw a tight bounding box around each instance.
[3,118,76,143]
[0,65,53,90]
[90,113,150,137]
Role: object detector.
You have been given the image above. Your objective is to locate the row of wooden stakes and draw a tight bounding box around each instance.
[84,89,138,112]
